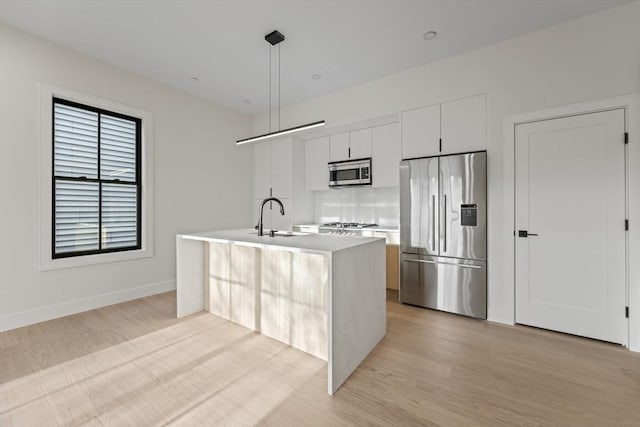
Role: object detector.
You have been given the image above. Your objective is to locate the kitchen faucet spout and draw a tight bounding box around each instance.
[258,197,285,236]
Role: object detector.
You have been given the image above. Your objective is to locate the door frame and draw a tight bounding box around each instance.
[502,93,640,352]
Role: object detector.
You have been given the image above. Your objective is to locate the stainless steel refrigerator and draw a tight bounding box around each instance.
[399,152,487,319]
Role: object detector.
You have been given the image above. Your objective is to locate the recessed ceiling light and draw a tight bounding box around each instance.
[423,31,438,41]
[312,74,322,80]
[190,76,199,81]
[242,99,251,104]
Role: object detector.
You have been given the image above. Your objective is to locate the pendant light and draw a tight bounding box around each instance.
[236,30,325,145]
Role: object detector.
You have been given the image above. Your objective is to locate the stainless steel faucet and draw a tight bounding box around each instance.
[258,197,285,236]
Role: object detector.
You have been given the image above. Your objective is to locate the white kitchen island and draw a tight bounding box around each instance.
[176,229,386,395]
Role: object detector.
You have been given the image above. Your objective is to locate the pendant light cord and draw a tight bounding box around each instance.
[278,44,281,131]
[269,45,272,133]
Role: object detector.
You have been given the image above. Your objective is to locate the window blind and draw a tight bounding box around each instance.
[53,99,141,258]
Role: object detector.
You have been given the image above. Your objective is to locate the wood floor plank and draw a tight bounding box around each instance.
[1,290,639,426]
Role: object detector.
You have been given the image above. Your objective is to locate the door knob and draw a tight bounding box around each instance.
[518,230,538,238]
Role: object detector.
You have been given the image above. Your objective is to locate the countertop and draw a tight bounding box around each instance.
[178,229,384,255]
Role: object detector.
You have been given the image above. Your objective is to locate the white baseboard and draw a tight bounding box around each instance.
[487,306,515,325]
[0,279,176,333]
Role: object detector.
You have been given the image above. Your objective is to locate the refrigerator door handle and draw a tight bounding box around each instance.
[432,195,436,251]
[443,194,447,252]
[404,258,482,269]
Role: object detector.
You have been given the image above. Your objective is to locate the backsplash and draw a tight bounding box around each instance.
[314,187,399,227]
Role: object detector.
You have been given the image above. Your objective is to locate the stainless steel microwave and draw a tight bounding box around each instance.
[328,158,372,188]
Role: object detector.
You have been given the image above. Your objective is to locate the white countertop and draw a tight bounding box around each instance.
[178,229,384,255]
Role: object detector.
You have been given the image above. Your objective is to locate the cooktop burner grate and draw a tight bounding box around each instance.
[320,222,378,229]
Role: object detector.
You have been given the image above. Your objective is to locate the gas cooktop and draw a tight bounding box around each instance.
[320,222,378,229]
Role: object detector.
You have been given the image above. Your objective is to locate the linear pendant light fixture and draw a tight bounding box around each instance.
[236,30,325,145]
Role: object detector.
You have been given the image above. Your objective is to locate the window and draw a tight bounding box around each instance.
[52,98,141,258]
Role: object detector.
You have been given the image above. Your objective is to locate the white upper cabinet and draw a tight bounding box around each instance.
[329,129,372,162]
[371,123,400,188]
[253,137,293,200]
[401,94,486,159]
[253,141,272,199]
[440,94,486,155]
[349,128,372,159]
[401,104,440,159]
[329,132,350,162]
[270,137,293,198]
[305,136,330,191]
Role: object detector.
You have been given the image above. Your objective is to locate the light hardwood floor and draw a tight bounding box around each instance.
[1,291,639,426]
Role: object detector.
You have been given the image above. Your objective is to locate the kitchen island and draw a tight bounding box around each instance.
[176,229,386,395]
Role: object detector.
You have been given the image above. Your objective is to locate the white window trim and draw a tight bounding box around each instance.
[38,83,154,271]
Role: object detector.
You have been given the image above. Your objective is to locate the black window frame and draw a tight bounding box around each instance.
[52,97,142,259]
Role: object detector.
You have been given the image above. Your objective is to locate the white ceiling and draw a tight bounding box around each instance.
[0,0,631,115]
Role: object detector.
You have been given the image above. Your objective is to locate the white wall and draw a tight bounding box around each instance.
[0,23,253,330]
[253,2,640,324]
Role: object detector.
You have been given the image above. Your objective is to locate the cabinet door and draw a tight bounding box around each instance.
[349,128,372,159]
[271,198,292,231]
[386,244,399,290]
[401,104,440,159]
[253,142,272,199]
[305,136,330,191]
[371,123,400,188]
[441,94,486,155]
[329,132,350,162]
[270,137,293,198]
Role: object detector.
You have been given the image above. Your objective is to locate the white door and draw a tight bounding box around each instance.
[515,109,626,344]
